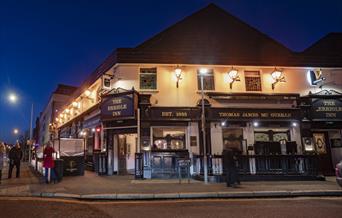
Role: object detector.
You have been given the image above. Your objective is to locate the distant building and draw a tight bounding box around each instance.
[38,84,77,145]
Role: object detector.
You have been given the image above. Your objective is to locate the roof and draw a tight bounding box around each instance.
[293,33,342,67]
[116,4,293,66]
[67,3,342,103]
[53,84,78,95]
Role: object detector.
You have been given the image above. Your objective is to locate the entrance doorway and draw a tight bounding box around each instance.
[313,131,338,176]
[114,134,137,175]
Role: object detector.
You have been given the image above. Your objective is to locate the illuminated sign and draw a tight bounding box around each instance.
[101,91,137,120]
[209,108,299,120]
[311,99,342,120]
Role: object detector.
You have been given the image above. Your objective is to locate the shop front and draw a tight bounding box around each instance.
[140,105,201,179]
[301,90,342,176]
[82,109,102,171]
[101,90,139,175]
[205,107,309,178]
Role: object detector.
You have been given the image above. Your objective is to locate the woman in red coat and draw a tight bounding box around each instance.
[43,143,56,183]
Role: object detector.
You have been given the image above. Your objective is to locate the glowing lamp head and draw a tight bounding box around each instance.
[13,129,19,134]
[72,101,78,108]
[271,70,283,80]
[96,127,101,133]
[253,121,259,127]
[228,69,238,79]
[8,93,18,103]
[84,90,91,97]
[175,68,182,77]
[199,68,208,75]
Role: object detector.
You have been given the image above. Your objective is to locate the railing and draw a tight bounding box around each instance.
[192,154,319,176]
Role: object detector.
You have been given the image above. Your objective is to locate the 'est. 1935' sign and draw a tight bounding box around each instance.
[100,92,137,120]
[311,99,342,120]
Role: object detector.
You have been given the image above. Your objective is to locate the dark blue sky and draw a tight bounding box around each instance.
[1,0,341,143]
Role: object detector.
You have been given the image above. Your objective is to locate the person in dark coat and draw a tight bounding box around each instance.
[222,148,238,187]
[8,142,23,178]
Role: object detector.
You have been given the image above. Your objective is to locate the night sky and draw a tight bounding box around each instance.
[1,0,341,143]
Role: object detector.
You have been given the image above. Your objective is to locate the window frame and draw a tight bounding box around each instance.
[244,70,262,92]
[197,69,215,91]
[139,67,157,90]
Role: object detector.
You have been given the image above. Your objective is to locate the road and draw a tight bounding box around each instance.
[0,197,341,218]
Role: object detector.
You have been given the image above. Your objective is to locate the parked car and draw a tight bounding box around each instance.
[336,161,342,187]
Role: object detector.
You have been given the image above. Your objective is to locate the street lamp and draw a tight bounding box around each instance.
[199,68,208,184]
[13,128,19,135]
[8,93,18,103]
[7,93,34,163]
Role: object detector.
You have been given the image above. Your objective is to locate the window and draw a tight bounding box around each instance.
[152,127,186,150]
[197,69,215,90]
[222,128,243,151]
[140,68,157,90]
[245,71,262,91]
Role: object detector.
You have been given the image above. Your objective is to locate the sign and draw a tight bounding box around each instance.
[311,99,342,121]
[209,108,300,120]
[149,107,200,120]
[101,92,137,120]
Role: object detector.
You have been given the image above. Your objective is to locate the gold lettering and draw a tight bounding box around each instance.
[242,112,259,118]
[270,113,291,118]
[176,112,187,117]
[218,112,240,117]
[260,113,269,118]
[162,112,172,117]
[112,111,121,117]
[112,99,122,104]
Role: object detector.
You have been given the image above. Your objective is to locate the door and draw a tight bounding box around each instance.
[117,134,127,175]
[313,132,334,176]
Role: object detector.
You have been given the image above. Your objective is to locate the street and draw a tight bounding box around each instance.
[0,197,341,218]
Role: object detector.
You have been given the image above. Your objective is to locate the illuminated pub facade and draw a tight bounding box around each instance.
[56,4,342,180]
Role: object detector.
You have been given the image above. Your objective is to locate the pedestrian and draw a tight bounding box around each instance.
[222,148,238,187]
[43,142,56,184]
[0,142,6,184]
[8,142,23,179]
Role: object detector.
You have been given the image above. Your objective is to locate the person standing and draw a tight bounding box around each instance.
[0,142,6,183]
[8,142,23,179]
[222,148,238,187]
[43,142,56,184]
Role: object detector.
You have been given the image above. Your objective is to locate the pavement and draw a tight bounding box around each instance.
[1,162,342,200]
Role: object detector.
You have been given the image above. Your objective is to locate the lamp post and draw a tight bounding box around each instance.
[199,68,208,184]
[8,93,34,163]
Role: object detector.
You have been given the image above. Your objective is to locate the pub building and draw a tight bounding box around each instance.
[53,4,342,180]
[300,89,342,176]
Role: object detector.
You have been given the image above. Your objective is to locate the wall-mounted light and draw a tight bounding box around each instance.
[292,122,297,127]
[84,90,91,97]
[227,68,240,89]
[221,121,226,127]
[72,101,78,108]
[174,67,182,88]
[253,121,259,127]
[271,69,286,90]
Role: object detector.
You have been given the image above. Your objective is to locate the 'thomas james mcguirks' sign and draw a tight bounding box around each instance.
[100,92,137,120]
